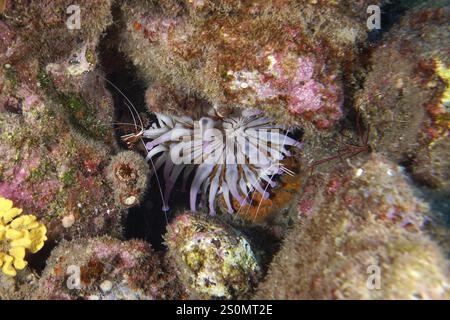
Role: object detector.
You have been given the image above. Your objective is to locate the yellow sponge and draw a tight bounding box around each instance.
[0,197,47,276]
[436,59,450,110]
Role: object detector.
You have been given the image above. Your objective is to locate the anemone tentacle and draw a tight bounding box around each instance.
[143,109,301,214]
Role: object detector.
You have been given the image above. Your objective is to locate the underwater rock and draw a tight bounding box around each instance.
[44,41,115,115]
[165,213,261,299]
[118,0,389,130]
[0,47,121,242]
[1,0,113,64]
[411,137,450,191]
[107,150,149,208]
[256,219,450,299]
[45,42,98,93]
[0,15,116,146]
[145,83,214,120]
[356,5,449,191]
[0,20,25,67]
[39,69,117,147]
[181,0,381,50]
[297,154,430,231]
[256,154,449,299]
[0,267,39,299]
[34,236,185,300]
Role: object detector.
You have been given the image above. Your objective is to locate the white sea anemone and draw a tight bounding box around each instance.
[143,108,302,215]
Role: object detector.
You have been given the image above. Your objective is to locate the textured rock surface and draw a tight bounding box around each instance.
[1,0,113,63]
[256,155,449,299]
[0,15,123,242]
[119,0,387,130]
[165,213,261,299]
[0,67,122,241]
[34,237,186,300]
[356,5,449,192]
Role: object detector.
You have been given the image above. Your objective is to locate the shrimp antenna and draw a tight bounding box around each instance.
[94,122,144,130]
[93,71,144,130]
[93,71,169,224]
[122,100,140,132]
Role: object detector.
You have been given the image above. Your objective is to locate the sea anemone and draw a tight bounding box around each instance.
[143,108,302,215]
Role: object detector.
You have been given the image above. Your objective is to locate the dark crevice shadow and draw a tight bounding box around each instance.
[97,3,171,251]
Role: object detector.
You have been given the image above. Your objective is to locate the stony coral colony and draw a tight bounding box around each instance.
[0,0,449,300]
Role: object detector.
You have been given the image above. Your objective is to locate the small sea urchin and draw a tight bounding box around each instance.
[143,108,302,215]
